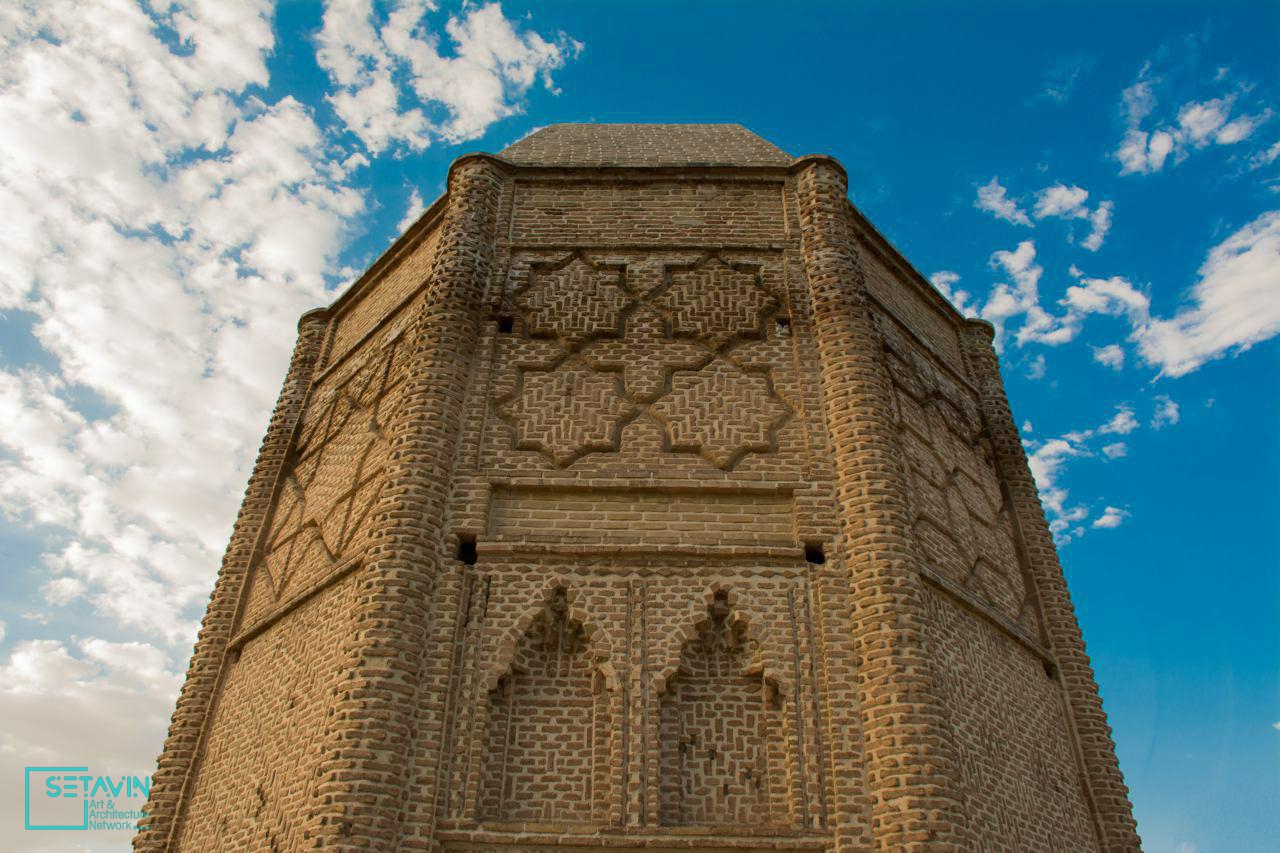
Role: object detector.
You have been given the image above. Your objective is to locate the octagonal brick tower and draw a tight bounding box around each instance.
[139,124,1140,852]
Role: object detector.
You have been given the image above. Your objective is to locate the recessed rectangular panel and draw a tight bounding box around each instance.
[488,486,795,547]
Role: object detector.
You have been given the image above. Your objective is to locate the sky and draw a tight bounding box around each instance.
[0,1,1275,850]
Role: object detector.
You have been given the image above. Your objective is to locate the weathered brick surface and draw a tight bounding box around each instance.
[142,125,1137,852]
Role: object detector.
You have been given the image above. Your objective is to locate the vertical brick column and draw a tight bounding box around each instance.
[960,319,1141,851]
[135,308,330,851]
[305,155,505,849]
[793,156,969,850]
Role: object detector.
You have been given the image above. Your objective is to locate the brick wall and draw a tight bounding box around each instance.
[142,126,1137,852]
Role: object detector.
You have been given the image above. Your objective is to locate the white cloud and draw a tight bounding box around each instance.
[1033,183,1090,219]
[1025,353,1046,379]
[1040,55,1094,104]
[1178,97,1233,145]
[1102,442,1128,459]
[1099,405,1140,435]
[976,177,1032,226]
[1132,211,1280,377]
[929,270,976,316]
[0,638,181,846]
[1028,184,1114,251]
[1151,394,1180,428]
[1022,420,1033,433]
[1092,506,1130,529]
[1025,402,1156,543]
[316,0,581,153]
[1092,343,1126,370]
[1082,201,1114,252]
[1115,65,1273,175]
[397,186,426,233]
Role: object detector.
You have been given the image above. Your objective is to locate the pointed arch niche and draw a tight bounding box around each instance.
[657,590,789,827]
[478,587,612,823]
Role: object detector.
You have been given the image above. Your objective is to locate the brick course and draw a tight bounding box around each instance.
[140,125,1138,852]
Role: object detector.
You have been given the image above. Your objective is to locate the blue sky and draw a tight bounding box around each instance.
[0,1,1276,850]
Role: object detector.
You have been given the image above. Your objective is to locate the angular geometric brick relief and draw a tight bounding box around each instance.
[493,249,799,469]
[517,252,632,349]
[658,591,786,827]
[250,336,401,613]
[651,358,793,470]
[479,588,611,823]
[657,254,779,349]
[876,316,1033,626]
[580,305,710,402]
[497,356,638,466]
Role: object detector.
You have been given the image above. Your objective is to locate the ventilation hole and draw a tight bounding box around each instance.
[1043,661,1059,681]
[804,542,826,565]
[497,315,514,334]
[775,316,792,337]
[456,535,478,565]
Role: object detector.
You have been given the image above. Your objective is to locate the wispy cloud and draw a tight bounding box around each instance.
[316,0,582,153]
[974,210,1279,378]
[1151,394,1181,428]
[1024,402,1158,543]
[976,179,1115,251]
[1115,61,1273,175]
[929,270,976,315]
[976,177,1033,226]
[1092,506,1130,529]
[1092,343,1126,370]
[1040,55,1096,104]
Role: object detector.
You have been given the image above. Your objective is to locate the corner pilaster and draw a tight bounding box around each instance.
[793,156,970,850]
[136,307,330,851]
[960,319,1141,852]
[304,155,507,849]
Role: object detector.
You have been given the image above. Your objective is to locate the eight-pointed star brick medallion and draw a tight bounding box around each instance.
[502,358,638,466]
[580,305,710,402]
[517,253,631,349]
[650,358,792,470]
[658,255,778,350]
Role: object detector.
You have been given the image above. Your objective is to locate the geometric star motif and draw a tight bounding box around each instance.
[657,255,778,349]
[518,253,631,349]
[501,357,638,466]
[580,305,710,402]
[650,358,791,470]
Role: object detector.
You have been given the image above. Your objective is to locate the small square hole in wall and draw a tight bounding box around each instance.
[775,316,792,337]
[497,316,514,334]
[456,535,478,565]
[804,542,825,565]
[1043,661,1059,681]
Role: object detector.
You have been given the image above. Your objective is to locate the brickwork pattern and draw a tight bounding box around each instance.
[480,591,608,822]
[961,320,1141,850]
[143,124,1138,853]
[137,309,329,849]
[922,585,1100,850]
[493,250,799,475]
[794,157,971,849]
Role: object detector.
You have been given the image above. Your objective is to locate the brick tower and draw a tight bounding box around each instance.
[139,125,1140,851]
